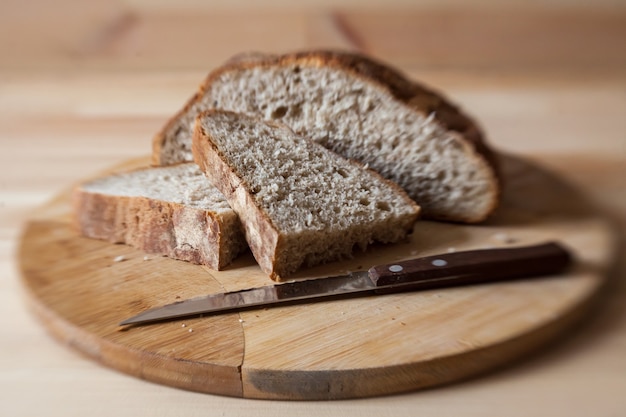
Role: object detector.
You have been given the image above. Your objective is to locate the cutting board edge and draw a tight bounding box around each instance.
[18,272,246,398]
[238,275,608,400]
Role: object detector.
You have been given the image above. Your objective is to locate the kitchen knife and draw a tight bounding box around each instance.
[119,242,572,326]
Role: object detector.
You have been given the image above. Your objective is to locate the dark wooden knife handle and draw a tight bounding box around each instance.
[368,242,572,292]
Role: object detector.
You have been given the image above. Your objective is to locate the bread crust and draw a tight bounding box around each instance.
[72,178,246,270]
[153,50,500,222]
[192,114,282,278]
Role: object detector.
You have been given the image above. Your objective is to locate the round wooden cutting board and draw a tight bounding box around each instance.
[18,154,616,400]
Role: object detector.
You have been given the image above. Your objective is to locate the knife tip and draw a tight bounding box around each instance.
[118,317,140,327]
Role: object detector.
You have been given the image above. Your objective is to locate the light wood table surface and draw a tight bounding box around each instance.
[2,0,625,415]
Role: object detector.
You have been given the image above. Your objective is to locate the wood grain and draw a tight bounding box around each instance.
[3,0,625,413]
[17,154,616,399]
[3,3,626,76]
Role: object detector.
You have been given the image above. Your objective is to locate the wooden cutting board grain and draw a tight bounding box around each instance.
[18,154,616,400]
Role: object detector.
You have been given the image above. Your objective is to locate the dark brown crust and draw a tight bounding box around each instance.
[192,112,283,278]
[72,180,246,270]
[152,50,500,222]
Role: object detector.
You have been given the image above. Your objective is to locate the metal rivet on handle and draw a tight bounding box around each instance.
[388,265,403,272]
[432,259,448,267]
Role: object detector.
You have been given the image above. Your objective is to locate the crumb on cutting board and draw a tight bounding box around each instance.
[491,232,518,244]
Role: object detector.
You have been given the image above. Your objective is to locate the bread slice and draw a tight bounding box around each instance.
[192,110,421,280]
[154,50,499,223]
[72,163,247,270]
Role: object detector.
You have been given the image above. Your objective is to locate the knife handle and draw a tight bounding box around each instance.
[368,242,572,292]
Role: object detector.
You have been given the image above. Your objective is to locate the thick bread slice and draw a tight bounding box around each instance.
[154,50,499,223]
[192,110,421,280]
[72,163,247,270]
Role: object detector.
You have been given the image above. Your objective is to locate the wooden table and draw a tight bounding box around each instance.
[2,0,625,415]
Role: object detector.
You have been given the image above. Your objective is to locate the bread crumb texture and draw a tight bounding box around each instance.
[196,110,420,278]
[160,55,497,222]
[82,163,232,212]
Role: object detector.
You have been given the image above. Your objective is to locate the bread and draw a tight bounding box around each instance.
[72,163,247,270]
[153,50,499,223]
[192,109,421,280]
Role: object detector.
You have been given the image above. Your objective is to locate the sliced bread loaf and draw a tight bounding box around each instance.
[192,110,421,280]
[73,163,247,270]
[154,50,499,223]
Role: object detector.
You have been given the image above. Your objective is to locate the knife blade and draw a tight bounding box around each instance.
[119,241,572,326]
